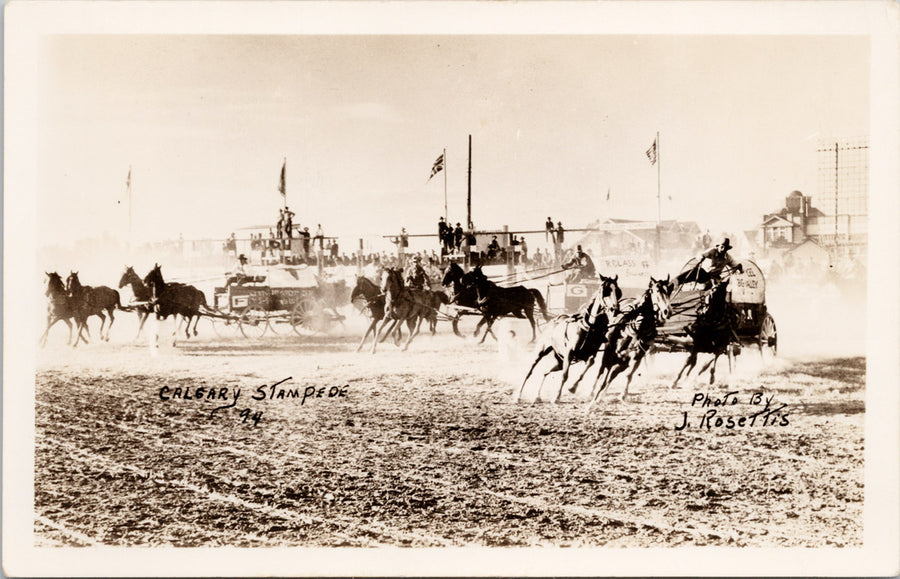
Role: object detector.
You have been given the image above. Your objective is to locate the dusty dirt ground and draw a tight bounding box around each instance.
[34,304,865,548]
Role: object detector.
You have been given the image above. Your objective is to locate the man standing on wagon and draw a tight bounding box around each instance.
[675,237,743,289]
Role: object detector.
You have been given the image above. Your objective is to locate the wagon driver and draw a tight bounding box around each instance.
[406,255,429,291]
[675,237,743,289]
[562,245,596,282]
[226,253,250,287]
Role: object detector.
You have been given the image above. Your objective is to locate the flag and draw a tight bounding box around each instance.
[606,187,610,201]
[645,138,658,165]
[427,153,444,182]
[126,167,131,189]
[278,160,286,198]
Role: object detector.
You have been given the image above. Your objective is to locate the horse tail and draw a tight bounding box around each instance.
[530,288,550,321]
[115,289,134,312]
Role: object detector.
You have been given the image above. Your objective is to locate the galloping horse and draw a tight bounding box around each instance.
[588,275,674,405]
[467,265,550,343]
[671,278,742,387]
[66,271,123,344]
[517,274,622,403]
[118,266,154,340]
[441,261,482,338]
[143,264,209,342]
[40,272,83,347]
[371,267,429,353]
[350,275,394,352]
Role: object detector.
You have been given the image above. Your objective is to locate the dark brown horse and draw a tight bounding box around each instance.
[66,271,123,344]
[143,264,209,343]
[371,268,429,353]
[517,274,622,403]
[467,265,550,343]
[39,272,83,347]
[350,274,397,352]
[588,275,674,406]
[118,266,154,340]
[671,278,742,387]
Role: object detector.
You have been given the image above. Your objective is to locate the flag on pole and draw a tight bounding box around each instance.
[126,167,131,188]
[427,153,444,182]
[606,187,610,201]
[278,159,286,198]
[645,138,658,165]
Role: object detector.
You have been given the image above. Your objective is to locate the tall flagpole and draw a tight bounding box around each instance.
[467,135,472,229]
[443,147,448,220]
[282,157,287,210]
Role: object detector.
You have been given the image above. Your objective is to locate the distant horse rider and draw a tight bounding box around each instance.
[406,255,429,291]
[562,245,596,282]
[676,237,743,289]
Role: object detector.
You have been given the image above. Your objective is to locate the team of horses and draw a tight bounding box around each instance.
[43,261,743,406]
[41,265,209,348]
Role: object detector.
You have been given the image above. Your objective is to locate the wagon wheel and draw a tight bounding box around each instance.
[210,311,240,338]
[238,310,268,339]
[758,313,777,359]
[291,298,327,335]
[264,311,287,335]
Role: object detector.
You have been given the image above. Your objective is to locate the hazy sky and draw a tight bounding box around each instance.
[38,34,868,245]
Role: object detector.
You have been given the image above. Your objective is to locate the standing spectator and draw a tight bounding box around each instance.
[284,207,295,238]
[556,221,565,245]
[301,227,311,259]
[519,236,528,263]
[314,224,324,250]
[545,217,555,243]
[454,223,463,252]
[438,217,449,255]
[276,209,284,239]
[330,239,340,261]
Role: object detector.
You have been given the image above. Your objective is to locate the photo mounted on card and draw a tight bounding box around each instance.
[4,1,898,577]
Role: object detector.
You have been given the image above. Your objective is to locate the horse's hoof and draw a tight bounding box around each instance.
[567,385,578,394]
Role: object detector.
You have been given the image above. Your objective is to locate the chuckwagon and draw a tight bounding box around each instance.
[656,258,777,357]
[211,265,349,338]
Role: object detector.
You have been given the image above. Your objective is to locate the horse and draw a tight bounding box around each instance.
[516,274,622,403]
[419,287,450,335]
[350,275,397,352]
[143,264,209,343]
[671,278,742,387]
[66,271,123,344]
[39,272,83,347]
[588,275,674,406]
[118,266,154,340]
[441,261,483,338]
[371,267,430,353]
[467,265,550,343]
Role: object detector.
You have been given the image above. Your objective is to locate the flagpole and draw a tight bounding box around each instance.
[443,147,447,221]
[282,157,287,210]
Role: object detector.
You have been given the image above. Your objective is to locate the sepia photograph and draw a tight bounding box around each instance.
[4,1,899,576]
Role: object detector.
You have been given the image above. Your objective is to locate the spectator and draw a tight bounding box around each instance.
[276,210,284,239]
[519,236,528,262]
[301,227,311,258]
[556,221,565,245]
[487,235,501,261]
[545,217,555,243]
[314,224,324,250]
[284,207,295,238]
[454,223,463,252]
